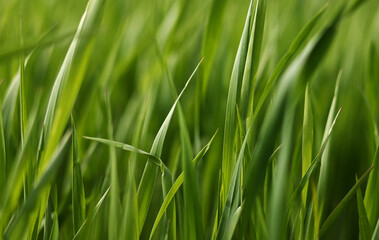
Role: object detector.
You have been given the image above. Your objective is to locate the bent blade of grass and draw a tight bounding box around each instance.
[222,0,253,206]
[319,165,374,237]
[4,131,71,240]
[149,130,218,240]
[71,117,86,235]
[356,176,372,240]
[217,129,250,240]
[83,137,162,166]
[137,58,203,232]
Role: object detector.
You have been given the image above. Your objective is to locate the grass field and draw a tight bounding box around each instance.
[1,0,379,239]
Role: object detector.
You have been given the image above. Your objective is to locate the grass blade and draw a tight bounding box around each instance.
[71,117,86,235]
[83,136,162,166]
[356,176,371,240]
[319,165,374,237]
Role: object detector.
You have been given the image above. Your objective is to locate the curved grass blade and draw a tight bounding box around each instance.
[149,130,218,240]
[137,58,203,233]
[319,165,374,237]
[83,137,162,166]
[224,205,243,240]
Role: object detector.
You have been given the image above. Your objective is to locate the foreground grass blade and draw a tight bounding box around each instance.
[137,58,203,233]
[0,89,5,195]
[356,176,371,240]
[83,137,162,166]
[72,117,86,235]
[373,219,379,240]
[365,147,379,226]
[222,0,253,206]
[319,165,374,237]
[4,132,71,240]
[149,130,218,239]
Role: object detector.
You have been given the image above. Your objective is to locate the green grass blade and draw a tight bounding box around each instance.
[301,83,313,207]
[137,58,203,233]
[372,219,379,240]
[356,176,372,240]
[71,117,86,235]
[365,147,379,226]
[0,86,5,196]
[149,130,218,239]
[222,0,253,206]
[19,16,27,145]
[224,205,243,240]
[83,136,162,166]
[319,165,374,237]
[105,95,120,240]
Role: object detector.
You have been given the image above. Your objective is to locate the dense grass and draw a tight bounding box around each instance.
[1,0,379,239]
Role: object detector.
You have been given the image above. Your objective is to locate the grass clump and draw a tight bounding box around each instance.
[0,0,379,239]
